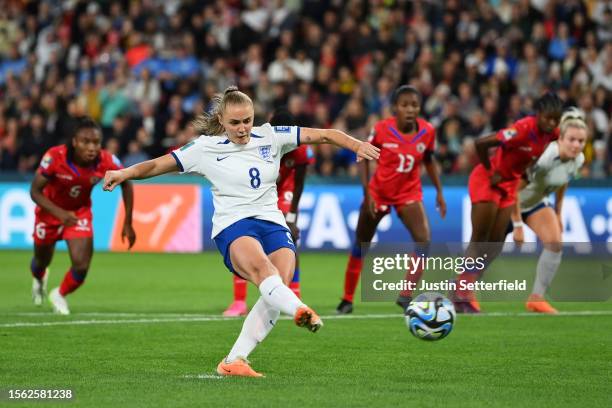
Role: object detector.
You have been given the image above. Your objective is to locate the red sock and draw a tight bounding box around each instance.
[59,268,85,296]
[289,281,301,299]
[233,275,247,302]
[343,255,363,303]
[399,259,424,298]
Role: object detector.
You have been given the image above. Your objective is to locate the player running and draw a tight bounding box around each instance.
[30,117,136,315]
[103,86,379,377]
[336,85,446,314]
[454,92,564,313]
[510,108,586,314]
[223,108,314,316]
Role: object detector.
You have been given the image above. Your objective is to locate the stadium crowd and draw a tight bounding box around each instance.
[0,0,610,177]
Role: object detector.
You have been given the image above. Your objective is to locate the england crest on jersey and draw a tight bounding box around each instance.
[258,145,272,161]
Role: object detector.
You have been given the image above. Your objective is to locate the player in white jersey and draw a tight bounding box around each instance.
[102,86,380,377]
[509,108,587,314]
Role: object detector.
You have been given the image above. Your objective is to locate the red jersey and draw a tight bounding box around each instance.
[492,116,559,180]
[368,117,436,204]
[277,145,315,194]
[36,145,122,215]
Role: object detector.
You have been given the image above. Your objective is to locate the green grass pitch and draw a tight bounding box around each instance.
[1,250,611,407]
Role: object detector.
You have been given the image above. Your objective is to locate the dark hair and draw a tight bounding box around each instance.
[192,86,253,135]
[270,107,296,126]
[66,116,100,161]
[534,92,563,115]
[391,85,422,105]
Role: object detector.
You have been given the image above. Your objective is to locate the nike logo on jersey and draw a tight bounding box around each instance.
[519,146,532,151]
[216,156,230,161]
[57,174,73,180]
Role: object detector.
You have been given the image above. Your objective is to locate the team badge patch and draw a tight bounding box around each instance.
[274,126,291,133]
[90,176,101,185]
[502,128,517,140]
[258,145,272,161]
[40,155,52,169]
[285,158,295,167]
[416,143,426,153]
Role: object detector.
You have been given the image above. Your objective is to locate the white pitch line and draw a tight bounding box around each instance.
[1,310,612,328]
[182,374,226,380]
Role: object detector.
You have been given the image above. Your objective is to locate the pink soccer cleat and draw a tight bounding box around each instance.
[223,301,248,317]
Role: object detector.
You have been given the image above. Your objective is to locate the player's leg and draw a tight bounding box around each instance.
[219,238,318,377]
[454,202,498,313]
[31,243,55,306]
[338,202,386,313]
[395,201,431,310]
[222,275,248,317]
[48,237,93,315]
[524,206,562,314]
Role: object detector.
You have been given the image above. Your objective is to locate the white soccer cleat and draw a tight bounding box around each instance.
[32,271,48,306]
[49,287,70,315]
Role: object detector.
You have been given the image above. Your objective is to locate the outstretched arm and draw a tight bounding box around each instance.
[104,154,178,191]
[300,128,380,161]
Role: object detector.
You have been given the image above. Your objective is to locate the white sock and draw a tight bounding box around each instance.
[532,249,562,296]
[226,297,280,362]
[259,275,305,316]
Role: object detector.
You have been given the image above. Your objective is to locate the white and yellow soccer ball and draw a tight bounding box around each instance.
[405,292,456,341]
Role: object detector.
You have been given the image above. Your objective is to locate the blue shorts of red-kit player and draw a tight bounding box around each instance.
[214,217,296,275]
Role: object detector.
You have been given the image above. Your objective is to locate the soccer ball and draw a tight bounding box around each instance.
[405,292,456,341]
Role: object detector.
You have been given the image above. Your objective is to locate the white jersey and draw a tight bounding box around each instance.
[519,141,584,211]
[172,124,301,238]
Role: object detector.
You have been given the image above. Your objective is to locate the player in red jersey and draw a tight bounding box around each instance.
[454,92,563,313]
[29,117,136,315]
[337,85,446,314]
[223,109,315,316]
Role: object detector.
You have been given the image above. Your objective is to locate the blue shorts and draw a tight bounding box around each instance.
[505,202,548,235]
[213,218,296,275]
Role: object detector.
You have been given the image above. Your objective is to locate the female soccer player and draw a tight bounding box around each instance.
[30,117,136,315]
[511,108,586,314]
[336,85,447,314]
[223,108,314,316]
[103,86,379,377]
[455,92,564,313]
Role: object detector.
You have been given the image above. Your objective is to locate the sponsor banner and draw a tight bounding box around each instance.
[0,182,610,252]
[201,186,612,251]
[110,185,202,252]
[0,183,201,252]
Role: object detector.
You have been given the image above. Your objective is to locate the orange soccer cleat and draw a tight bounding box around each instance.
[525,294,558,314]
[294,305,323,332]
[216,357,263,377]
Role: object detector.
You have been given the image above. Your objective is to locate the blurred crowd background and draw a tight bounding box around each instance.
[0,0,610,178]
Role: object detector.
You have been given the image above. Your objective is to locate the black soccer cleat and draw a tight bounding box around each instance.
[396,295,412,314]
[336,299,353,314]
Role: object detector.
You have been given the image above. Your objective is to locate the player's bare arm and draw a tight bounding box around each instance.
[29,173,78,226]
[103,154,179,191]
[423,151,446,218]
[474,133,501,184]
[119,180,136,249]
[300,128,380,161]
[554,183,568,230]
